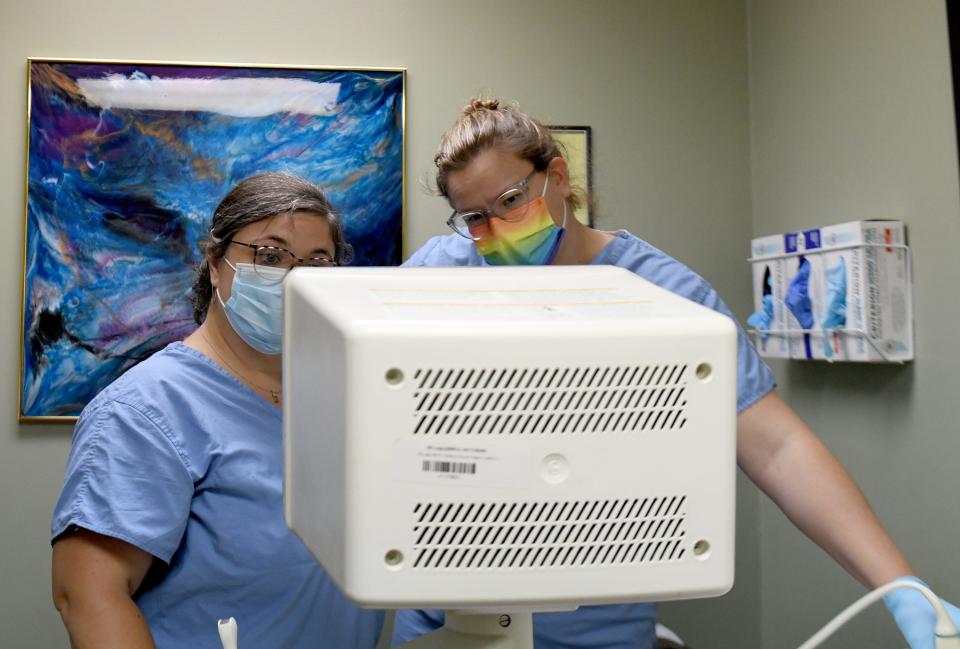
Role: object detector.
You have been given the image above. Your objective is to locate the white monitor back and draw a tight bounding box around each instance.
[283,265,737,610]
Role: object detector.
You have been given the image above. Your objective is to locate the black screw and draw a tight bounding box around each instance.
[498,614,511,628]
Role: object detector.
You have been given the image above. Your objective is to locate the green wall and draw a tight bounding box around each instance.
[749,1,960,647]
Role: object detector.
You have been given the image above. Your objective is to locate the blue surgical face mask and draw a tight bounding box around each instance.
[217,261,286,355]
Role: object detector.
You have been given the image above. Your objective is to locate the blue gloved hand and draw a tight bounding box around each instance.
[747,293,774,339]
[820,256,847,358]
[785,257,814,330]
[883,576,960,649]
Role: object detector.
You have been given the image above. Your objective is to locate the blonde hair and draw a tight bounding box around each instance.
[434,97,584,210]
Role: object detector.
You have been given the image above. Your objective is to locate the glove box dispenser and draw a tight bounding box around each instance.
[748,220,913,363]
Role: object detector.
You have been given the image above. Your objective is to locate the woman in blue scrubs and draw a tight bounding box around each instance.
[51,173,384,649]
[391,98,958,649]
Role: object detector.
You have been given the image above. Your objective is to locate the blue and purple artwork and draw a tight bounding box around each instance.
[22,60,404,419]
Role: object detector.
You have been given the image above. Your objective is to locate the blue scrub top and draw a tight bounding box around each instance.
[393,231,776,649]
[51,342,384,649]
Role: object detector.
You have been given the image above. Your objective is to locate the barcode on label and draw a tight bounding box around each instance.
[421,460,477,475]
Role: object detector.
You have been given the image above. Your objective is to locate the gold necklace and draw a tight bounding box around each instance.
[200,330,281,404]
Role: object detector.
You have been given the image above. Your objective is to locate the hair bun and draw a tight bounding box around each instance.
[462,97,500,115]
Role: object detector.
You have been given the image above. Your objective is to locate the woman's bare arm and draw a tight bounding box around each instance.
[736,390,913,587]
[52,529,156,649]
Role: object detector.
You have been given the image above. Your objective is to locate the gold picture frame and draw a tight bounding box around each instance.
[549,125,593,226]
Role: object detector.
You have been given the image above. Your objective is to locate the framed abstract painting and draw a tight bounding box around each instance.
[21,58,405,421]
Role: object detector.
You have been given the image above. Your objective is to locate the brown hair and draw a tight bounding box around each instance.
[434,97,584,210]
[190,172,353,324]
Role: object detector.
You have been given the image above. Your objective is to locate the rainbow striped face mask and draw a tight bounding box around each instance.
[474,178,568,266]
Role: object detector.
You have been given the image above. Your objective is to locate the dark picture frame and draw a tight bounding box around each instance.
[947,1,960,162]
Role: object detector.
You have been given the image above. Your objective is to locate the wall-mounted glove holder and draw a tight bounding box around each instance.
[747,325,905,363]
[747,221,913,363]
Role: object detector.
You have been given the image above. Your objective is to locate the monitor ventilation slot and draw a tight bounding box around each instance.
[411,496,687,571]
[411,365,688,435]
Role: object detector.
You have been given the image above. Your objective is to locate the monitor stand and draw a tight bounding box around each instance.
[398,611,533,649]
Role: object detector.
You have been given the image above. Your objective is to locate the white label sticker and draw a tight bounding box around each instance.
[394,439,532,489]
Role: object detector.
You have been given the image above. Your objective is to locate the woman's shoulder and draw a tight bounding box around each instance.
[403,234,482,267]
[89,341,202,394]
[80,342,221,430]
[596,230,714,304]
[71,341,251,481]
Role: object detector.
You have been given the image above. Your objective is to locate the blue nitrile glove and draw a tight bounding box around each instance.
[883,576,960,649]
[820,257,847,358]
[785,257,814,330]
[747,293,774,339]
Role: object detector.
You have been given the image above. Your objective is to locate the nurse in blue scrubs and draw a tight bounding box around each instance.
[51,173,384,649]
[391,98,958,649]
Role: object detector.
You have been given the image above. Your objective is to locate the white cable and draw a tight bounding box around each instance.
[218,617,238,649]
[797,579,960,649]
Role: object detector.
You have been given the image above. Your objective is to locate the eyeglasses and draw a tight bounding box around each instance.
[230,240,337,283]
[446,169,540,240]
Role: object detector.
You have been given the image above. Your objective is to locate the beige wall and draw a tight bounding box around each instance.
[0,0,760,646]
[749,1,960,647]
